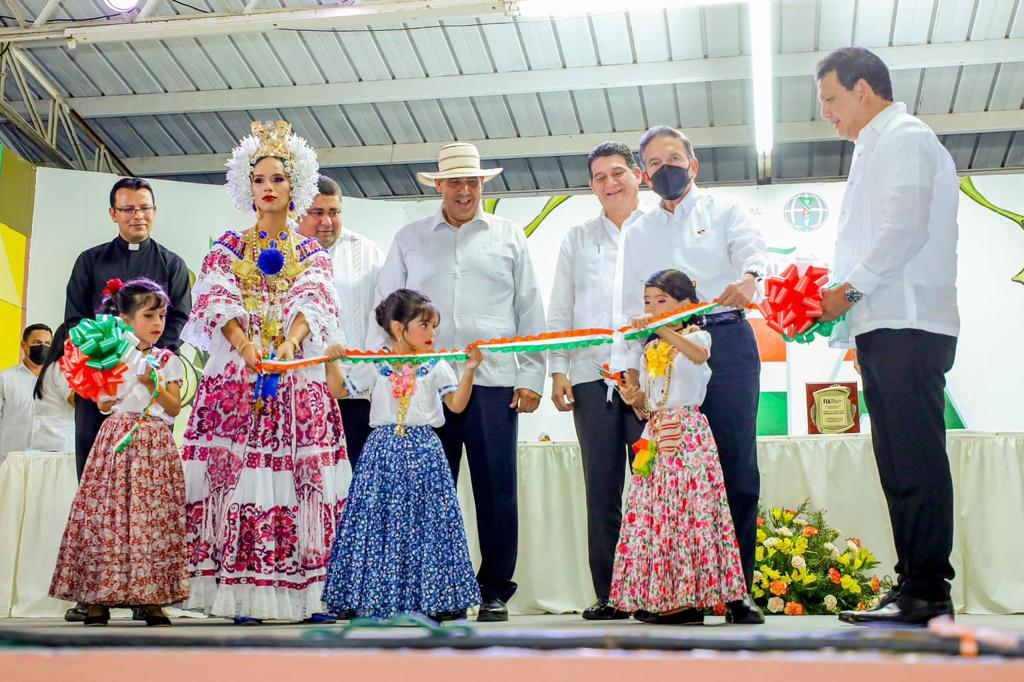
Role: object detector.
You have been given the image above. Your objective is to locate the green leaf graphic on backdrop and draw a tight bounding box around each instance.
[483,196,571,237]
[959,176,1024,286]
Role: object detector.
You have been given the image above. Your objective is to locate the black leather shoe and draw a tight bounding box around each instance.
[477,598,508,622]
[634,608,704,625]
[65,603,88,623]
[132,606,147,621]
[144,610,172,627]
[725,595,765,624]
[429,609,468,622]
[582,599,630,621]
[839,594,953,626]
[331,608,357,620]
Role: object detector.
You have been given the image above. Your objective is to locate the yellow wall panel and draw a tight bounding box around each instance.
[0,222,27,305]
[0,300,23,370]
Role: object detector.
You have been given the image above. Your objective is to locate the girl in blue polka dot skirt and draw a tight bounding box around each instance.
[321,288,481,621]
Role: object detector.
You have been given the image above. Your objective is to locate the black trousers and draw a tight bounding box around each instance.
[339,398,372,469]
[856,328,957,601]
[701,319,761,590]
[435,385,518,603]
[74,398,107,480]
[572,380,645,600]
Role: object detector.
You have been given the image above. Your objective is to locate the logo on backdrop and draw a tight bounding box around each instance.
[783,192,829,232]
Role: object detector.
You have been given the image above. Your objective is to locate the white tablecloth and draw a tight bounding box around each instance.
[3,433,1022,617]
[0,451,77,617]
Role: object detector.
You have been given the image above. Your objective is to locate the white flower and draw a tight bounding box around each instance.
[767,597,785,613]
[753,570,763,583]
[847,540,860,554]
[763,537,780,548]
[776,527,794,538]
[824,595,838,612]
[823,542,837,553]
[225,124,320,219]
[792,517,808,527]
[791,556,806,570]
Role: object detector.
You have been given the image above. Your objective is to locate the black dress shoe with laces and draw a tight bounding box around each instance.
[582,599,630,621]
[634,608,704,625]
[476,598,509,622]
[839,594,953,626]
[429,609,468,622]
[725,594,765,624]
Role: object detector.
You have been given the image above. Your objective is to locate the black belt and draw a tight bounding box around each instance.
[695,309,745,328]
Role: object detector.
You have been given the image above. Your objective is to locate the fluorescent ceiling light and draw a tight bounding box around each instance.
[748,0,774,155]
[515,0,741,18]
[103,0,138,12]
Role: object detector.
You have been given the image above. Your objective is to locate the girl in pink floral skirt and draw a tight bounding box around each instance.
[613,269,746,624]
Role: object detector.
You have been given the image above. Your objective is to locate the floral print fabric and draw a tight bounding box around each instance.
[323,424,480,619]
[50,414,189,606]
[609,406,746,612]
[180,230,351,621]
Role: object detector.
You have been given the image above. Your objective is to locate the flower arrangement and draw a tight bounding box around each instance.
[750,502,889,615]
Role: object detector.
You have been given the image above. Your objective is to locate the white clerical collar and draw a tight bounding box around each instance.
[128,242,140,251]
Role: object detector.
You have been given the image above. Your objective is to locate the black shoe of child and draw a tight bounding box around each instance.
[634,608,704,625]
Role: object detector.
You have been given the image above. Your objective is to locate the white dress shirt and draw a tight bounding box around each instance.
[328,229,384,350]
[642,331,713,410]
[30,368,74,452]
[614,187,767,369]
[547,209,642,386]
[831,102,960,347]
[345,359,458,428]
[0,363,37,455]
[371,207,547,394]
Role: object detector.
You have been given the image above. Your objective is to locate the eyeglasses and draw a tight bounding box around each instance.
[306,209,342,218]
[114,206,156,216]
[443,178,482,188]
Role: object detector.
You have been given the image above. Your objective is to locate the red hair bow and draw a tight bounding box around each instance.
[102,278,124,297]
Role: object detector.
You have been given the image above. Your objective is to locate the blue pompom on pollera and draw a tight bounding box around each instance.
[257,248,285,275]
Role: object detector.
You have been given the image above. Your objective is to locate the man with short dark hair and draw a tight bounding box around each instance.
[548,141,645,620]
[297,175,384,466]
[0,323,53,456]
[816,46,960,626]
[65,177,192,479]
[615,125,767,625]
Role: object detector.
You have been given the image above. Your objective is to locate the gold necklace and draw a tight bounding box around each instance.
[232,225,307,351]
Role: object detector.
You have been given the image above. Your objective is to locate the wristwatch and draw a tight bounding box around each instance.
[744,269,764,282]
[844,284,864,304]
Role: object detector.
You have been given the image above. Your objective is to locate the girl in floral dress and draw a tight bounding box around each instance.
[50,278,188,626]
[321,288,481,621]
[181,121,350,624]
[612,269,746,624]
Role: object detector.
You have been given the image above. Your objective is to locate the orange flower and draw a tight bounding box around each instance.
[770,580,788,597]
[871,576,881,594]
[829,568,842,585]
[784,602,805,616]
[849,537,862,548]
[803,526,818,537]
[713,604,727,616]
[757,516,764,528]
[856,602,867,611]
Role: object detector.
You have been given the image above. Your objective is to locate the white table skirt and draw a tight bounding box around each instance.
[0,451,77,617]
[3,433,1022,617]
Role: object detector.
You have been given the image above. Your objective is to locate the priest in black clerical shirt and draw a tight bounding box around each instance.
[64,177,192,479]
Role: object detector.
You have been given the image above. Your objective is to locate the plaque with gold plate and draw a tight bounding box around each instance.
[806,382,860,435]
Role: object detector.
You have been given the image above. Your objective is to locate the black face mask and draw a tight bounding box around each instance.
[28,345,49,365]
[650,164,691,201]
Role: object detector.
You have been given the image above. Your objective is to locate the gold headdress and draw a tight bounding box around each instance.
[250,120,294,172]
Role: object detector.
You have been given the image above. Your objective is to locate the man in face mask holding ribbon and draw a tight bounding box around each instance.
[614,125,767,624]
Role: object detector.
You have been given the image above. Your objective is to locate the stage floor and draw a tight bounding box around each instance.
[3,612,1024,638]
[3,614,1023,682]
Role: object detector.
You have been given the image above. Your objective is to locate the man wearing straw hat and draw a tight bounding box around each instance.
[371,142,547,622]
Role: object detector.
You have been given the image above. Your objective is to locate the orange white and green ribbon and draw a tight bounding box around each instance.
[259,302,724,373]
